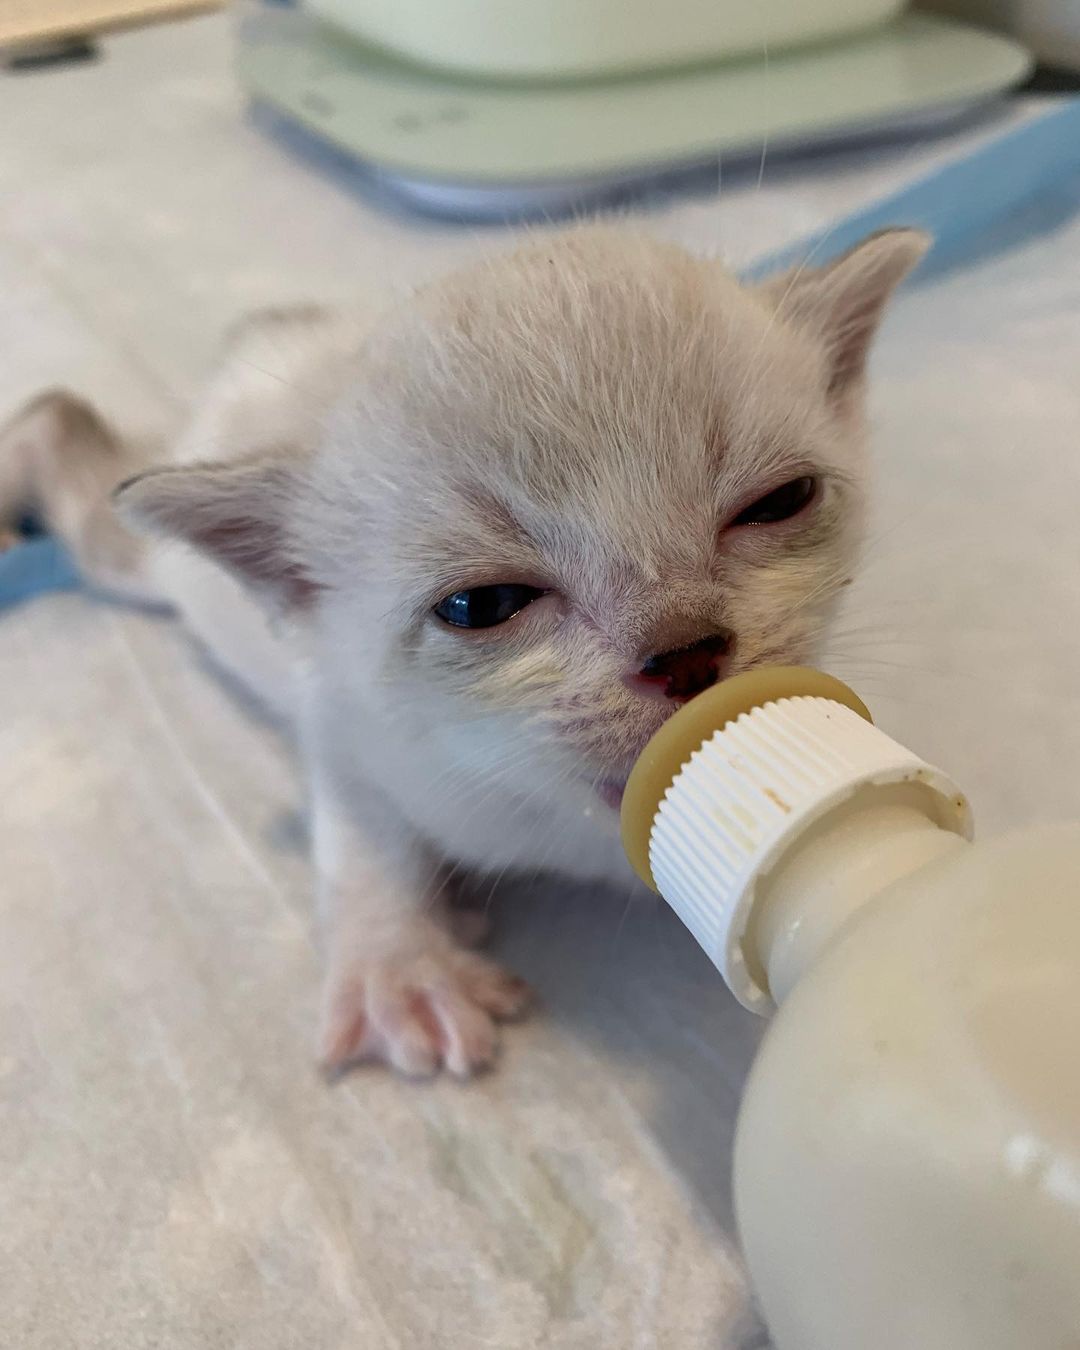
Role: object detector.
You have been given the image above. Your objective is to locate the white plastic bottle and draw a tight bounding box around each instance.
[620,668,1080,1350]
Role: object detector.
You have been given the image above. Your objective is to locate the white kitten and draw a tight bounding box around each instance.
[0,224,926,1076]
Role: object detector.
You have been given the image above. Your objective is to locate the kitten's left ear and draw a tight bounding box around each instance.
[760,228,930,401]
[114,451,316,609]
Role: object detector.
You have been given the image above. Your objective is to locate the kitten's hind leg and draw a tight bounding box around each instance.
[0,389,165,605]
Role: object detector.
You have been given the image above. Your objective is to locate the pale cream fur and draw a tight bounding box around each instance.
[0,223,927,1077]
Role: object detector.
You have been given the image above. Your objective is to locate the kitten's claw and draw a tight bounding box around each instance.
[317,938,531,1079]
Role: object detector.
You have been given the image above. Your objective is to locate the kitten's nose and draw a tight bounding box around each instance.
[637,632,732,702]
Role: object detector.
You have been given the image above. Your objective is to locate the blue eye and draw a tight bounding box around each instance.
[434,584,546,629]
[733,476,818,526]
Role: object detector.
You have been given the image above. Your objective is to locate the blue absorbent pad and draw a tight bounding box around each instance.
[746,98,1080,281]
[0,536,81,607]
[2,97,1078,614]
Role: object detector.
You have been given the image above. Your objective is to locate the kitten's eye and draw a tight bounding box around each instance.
[434,584,546,629]
[732,476,818,526]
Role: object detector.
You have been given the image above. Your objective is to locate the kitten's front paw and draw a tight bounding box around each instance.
[317,928,531,1079]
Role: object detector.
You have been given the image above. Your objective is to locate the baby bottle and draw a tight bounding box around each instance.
[621,667,1080,1350]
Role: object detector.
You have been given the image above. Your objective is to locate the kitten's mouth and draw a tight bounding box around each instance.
[596,779,628,811]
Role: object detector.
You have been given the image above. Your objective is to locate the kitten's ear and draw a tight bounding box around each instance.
[114,452,315,607]
[760,228,930,401]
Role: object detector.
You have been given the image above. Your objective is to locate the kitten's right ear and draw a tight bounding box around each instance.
[113,453,315,608]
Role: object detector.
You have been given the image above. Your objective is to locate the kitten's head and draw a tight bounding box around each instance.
[120,226,925,817]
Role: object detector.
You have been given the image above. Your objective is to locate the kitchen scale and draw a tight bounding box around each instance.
[237,3,1031,218]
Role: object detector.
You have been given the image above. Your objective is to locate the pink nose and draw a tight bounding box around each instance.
[637,633,732,701]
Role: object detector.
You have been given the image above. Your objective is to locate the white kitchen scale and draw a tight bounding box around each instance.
[236,4,1031,219]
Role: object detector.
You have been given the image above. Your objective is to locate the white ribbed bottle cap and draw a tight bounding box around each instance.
[649,696,972,1012]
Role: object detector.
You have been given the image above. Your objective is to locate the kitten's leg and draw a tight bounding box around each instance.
[313,779,530,1077]
[0,389,164,605]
